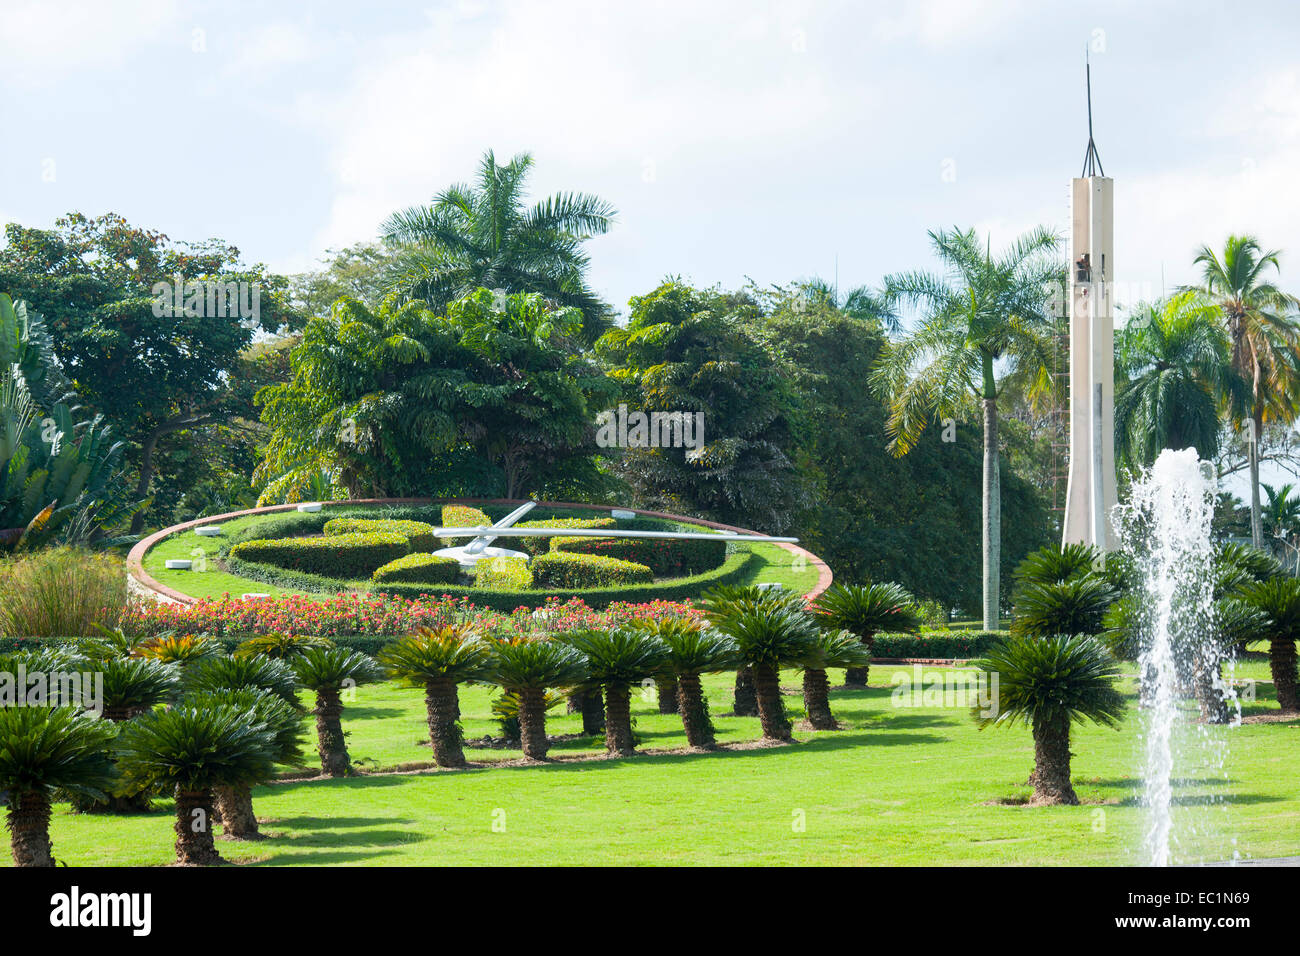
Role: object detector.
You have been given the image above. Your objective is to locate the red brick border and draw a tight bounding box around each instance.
[126,497,833,606]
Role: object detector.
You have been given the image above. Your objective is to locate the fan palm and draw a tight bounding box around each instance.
[381,149,616,342]
[795,630,872,730]
[379,625,494,768]
[0,706,116,866]
[289,647,384,776]
[487,638,587,760]
[1193,235,1300,547]
[812,582,921,687]
[1237,577,1300,713]
[870,226,1061,628]
[117,704,276,864]
[636,617,737,749]
[558,629,670,756]
[1115,292,1243,471]
[972,634,1125,805]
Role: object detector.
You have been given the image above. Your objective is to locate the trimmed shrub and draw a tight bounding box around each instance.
[531,551,654,589]
[372,553,462,586]
[325,518,437,552]
[551,533,726,577]
[230,532,409,578]
[512,517,616,557]
[473,556,533,590]
[871,631,1008,659]
[440,505,492,543]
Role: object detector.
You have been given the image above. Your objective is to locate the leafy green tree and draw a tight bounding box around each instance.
[291,242,399,315]
[812,582,921,688]
[972,634,1125,805]
[382,150,616,342]
[488,638,587,760]
[0,706,117,866]
[290,647,384,776]
[1194,235,1300,547]
[559,629,670,755]
[872,226,1061,628]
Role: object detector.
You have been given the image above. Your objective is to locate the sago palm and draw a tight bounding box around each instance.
[812,581,921,687]
[1011,575,1117,639]
[1238,577,1300,713]
[1013,542,1102,587]
[234,632,334,659]
[290,647,384,776]
[488,638,587,760]
[700,585,805,715]
[638,617,737,749]
[379,625,495,768]
[972,634,1125,805]
[795,630,871,730]
[871,226,1061,628]
[182,653,301,708]
[559,629,670,756]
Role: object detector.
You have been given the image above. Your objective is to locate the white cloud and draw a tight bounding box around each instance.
[0,0,185,84]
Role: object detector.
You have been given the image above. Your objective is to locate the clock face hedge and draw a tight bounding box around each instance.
[371,552,462,586]
[229,532,410,578]
[551,533,726,576]
[440,505,492,543]
[473,556,534,590]
[511,517,617,556]
[530,551,654,589]
[324,518,437,553]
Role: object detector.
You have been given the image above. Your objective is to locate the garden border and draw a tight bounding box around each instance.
[127,498,833,606]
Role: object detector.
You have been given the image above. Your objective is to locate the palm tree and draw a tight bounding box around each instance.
[1193,235,1300,548]
[379,625,494,768]
[871,226,1061,628]
[1114,292,1244,471]
[0,706,116,866]
[559,629,670,756]
[488,638,587,760]
[290,647,384,777]
[381,150,616,341]
[117,704,277,865]
[1238,577,1300,713]
[812,582,921,687]
[636,617,737,749]
[182,654,301,708]
[133,633,222,667]
[795,630,871,730]
[1261,482,1300,542]
[972,634,1125,805]
[234,633,334,659]
[1009,546,1117,640]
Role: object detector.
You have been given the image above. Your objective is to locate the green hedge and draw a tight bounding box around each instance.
[439,505,492,544]
[870,631,1009,659]
[229,532,410,578]
[512,517,616,556]
[531,551,654,588]
[551,533,726,576]
[371,552,462,586]
[473,556,533,590]
[325,518,437,552]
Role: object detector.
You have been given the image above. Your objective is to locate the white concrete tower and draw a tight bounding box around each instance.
[1062,58,1117,551]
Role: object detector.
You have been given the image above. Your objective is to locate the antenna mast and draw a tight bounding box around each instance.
[1081,49,1105,177]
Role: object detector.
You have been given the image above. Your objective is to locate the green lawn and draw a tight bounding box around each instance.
[18,662,1299,867]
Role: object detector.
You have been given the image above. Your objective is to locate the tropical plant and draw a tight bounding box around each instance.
[0,706,117,866]
[491,689,565,743]
[98,656,181,721]
[812,582,921,687]
[116,704,277,864]
[487,638,587,760]
[558,628,669,755]
[233,632,334,659]
[289,646,385,776]
[181,653,301,708]
[134,633,222,667]
[1013,542,1103,586]
[379,625,494,768]
[636,617,737,748]
[794,630,872,730]
[1237,577,1300,713]
[1193,235,1300,547]
[1011,575,1117,639]
[1262,482,1300,543]
[381,149,616,341]
[871,226,1062,628]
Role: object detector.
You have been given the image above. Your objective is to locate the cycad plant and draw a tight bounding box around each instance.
[290,647,385,776]
[134,633,222,667]
[637,617,737,749]
[181,653,301,708]
[559,629,670,756]
[1011,575,1117,639]
[812,582,921,687]
[488,638,587,760]
[99,656,183,721]
[795,630,872,730]
[972,634,1125,805]
[379,625,494,768]
[117,704,277,865]
[0,706,117,866]
[234,632,334,659]
[1238,577,1300,713]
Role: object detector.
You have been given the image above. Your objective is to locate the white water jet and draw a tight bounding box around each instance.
[1115,447,1227,866]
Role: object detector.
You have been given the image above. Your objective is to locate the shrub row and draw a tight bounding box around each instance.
[473,556,533,590]
[531,551,654,588]
[551,533,726,576]
[229,532,410,578]
[871,631,1009,659]
[371,552,461,585]
[325,518,437,552]
[511,517,616,556]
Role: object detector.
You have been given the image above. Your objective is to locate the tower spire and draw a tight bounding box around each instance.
[1081,48,1105,177]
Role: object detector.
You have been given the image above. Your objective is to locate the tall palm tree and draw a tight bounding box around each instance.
[1238,577,1300,713]
[972,634,1125,805]
[379,625,494,768]
[381,149,616,342]
[635,617,737,749]
[116,704,277,865]
[1114,292,1244,471]
[871,226,1061,628]
[812,582,921,687]
[1193,235,1300,547]
[1261,482,1300,542]
[795,630,872,730]
[290,647,384,777]
[559,629,670,756]
[488,638,587,760]
[0,706,116,866]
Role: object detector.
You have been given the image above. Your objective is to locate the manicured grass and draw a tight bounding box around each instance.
[16,663,1299,867]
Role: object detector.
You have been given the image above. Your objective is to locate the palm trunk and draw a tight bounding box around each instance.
[675,672,715,749]
[1194,650,1230,725]
[424,677,466,768]
[579,685,605,735]
[1249,405,1264,550]
[603,683,636,756]
[982,393,1001,631]
[1028,714,1077,805]
[314,687,351,777]
[751,662,792,741]
[1269,636,1299,713]
[6,791,53,867]
[215,784,262,840]
[174,789,222,865]
[843,633,876,687]
[802,668,838,729]
[732,666,758,716]
[657,676,679,714]
[517,687,550,760]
